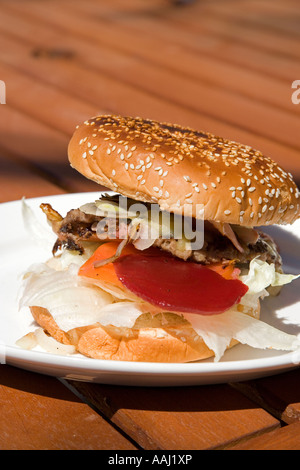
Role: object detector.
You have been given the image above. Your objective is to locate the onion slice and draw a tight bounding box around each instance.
[16,328,76,355]
[34,328,76,355]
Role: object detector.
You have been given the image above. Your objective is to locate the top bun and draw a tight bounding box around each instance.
[68,115,300,227]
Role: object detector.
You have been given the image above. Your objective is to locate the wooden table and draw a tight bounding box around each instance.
[1,0,300,451]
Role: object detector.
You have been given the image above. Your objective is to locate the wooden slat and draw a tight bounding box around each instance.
[0,150,65,203]
[0,105,100,194]
[228,422,300,450]
[231,369,300,425]
[1,4,300,181]
[205,0,300,38]
[66,381,280,450]
[0,366,137,450]
[79,0,300,81]
[47,0,300,114]
[4,1,300,152]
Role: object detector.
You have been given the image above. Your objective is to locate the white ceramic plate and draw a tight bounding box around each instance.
[1,192,300,387]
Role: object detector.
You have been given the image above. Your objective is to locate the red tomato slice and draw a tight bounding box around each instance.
[114,251,248,315]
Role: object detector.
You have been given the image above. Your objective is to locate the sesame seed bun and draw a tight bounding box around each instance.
[30,303,259,362]
[68,115,300,227]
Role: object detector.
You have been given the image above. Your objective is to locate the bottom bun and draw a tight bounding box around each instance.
[30,303,260,362]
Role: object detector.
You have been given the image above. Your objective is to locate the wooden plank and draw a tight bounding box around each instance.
[228,422,300,450]
[80,0,300,81]
[0,150,65,203]
[0,8,300,181]
[231,369,300,425]
[2,1,300,152]
[0,365,137,450]
[0,62,95,137]
[4,3,294,116]
[0,105,101,194]
[66,381,280,450]
[63,0,300,120]
[166,3,300,61]
[205,0,300,38]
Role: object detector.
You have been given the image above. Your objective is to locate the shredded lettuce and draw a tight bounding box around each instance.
[240,258,300,294]
[19,263,148,332]
[183,307,300,362]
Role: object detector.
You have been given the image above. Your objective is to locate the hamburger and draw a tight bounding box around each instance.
[20,115,300,362]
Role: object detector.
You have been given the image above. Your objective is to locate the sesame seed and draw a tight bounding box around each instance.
[248,187,256,192]
[224,210,231,215]
[183,175,192,182]
[82,152,87,159]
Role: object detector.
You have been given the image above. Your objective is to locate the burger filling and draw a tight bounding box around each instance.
[40,194,282,272]
[19,196,300,361]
